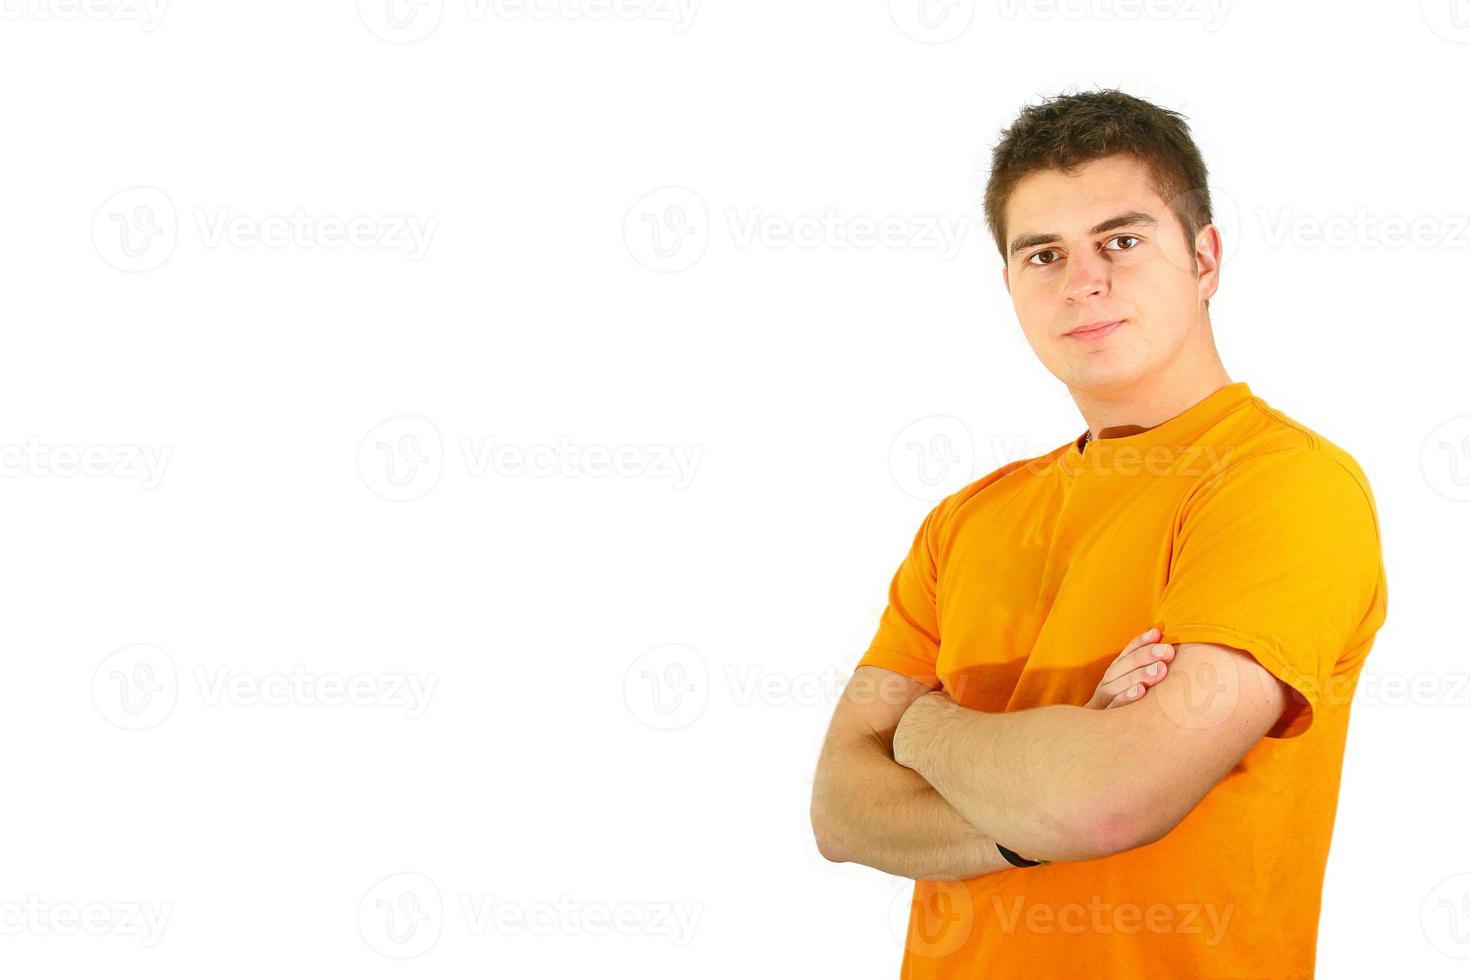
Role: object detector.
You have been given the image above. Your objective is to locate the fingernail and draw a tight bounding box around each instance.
[1146,663,1160,676]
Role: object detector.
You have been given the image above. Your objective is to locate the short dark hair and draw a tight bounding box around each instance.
[983,89,1213,277]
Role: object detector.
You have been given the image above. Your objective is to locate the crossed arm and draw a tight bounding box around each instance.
[810,641,1291,877]
[808,665,1016,881]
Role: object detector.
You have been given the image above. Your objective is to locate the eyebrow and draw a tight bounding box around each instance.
[1007,210,1159,260]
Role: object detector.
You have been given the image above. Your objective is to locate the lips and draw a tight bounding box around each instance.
[1066,319,1123,341]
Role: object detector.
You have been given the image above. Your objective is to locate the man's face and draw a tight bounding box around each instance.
[1001,153,1218,394]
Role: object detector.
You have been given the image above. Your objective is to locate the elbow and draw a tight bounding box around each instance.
[809,796,852,864]
[813,827,850,864]
[1069,801,1170,860]
[1083,809,1145,859]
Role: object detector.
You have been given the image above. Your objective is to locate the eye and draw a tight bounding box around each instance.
[1025,234,1141,267]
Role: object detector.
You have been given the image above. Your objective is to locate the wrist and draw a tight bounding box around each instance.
[893,690,948,773]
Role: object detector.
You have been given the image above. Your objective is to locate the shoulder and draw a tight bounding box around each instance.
[919,440,1071,544]
[1199,393,1378,515]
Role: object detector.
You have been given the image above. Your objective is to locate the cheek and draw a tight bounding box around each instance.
[1011,279,1054,326]
[1123,257,1192,299]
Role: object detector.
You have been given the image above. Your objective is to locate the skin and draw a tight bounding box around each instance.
[810,152,1291,872]
[888,643,1287,861]
[809,629,1177,879]
[1001,152,1231,440]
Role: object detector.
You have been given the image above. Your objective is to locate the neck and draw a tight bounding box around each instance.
[1071,326,1232,440]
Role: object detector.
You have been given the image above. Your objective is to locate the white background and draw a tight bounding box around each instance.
[3,1,1468,976]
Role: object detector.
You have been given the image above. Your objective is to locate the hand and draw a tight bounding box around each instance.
[1083,627,1175,710]
[891,690,951,771]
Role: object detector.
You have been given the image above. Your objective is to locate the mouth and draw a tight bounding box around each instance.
[1065,319,1124,342]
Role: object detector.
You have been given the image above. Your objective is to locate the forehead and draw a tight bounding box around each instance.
[1005,154,1171,240]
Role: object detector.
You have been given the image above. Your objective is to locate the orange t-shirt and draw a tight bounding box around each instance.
[859,382,1388,980]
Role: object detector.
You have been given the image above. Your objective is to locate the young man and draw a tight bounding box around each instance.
[809,90,1388,979]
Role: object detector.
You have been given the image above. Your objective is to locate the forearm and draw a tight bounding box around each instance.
[811,729,1017,881]
[894,694,1118,862]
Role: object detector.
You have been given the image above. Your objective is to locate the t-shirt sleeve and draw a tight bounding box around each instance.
[855,501,947,689]
[1154,447,1386,739]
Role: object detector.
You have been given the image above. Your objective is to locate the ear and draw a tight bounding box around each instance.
[1194,224,1222,304]
[1002,262,1011,295]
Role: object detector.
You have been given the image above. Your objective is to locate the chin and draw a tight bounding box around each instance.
[1057,357,1149,393]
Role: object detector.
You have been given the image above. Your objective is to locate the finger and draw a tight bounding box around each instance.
[1105,677,1157,708]
[1098,658,1171,703]
[1103,629,1162,678]
[1101,640,1173,685]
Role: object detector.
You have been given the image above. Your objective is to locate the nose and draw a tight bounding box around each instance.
[1063,246,1110,302]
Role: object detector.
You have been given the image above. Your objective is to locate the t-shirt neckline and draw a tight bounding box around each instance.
[1060,381,1254,476]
